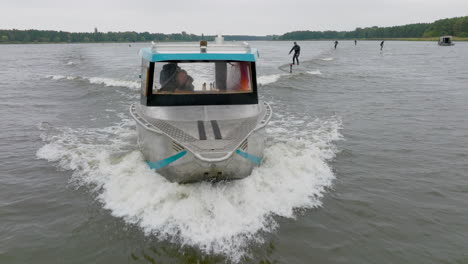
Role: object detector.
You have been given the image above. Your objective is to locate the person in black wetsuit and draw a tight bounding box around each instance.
[289,42,300,65]
[334,40,339,49]
[380,41,384,51]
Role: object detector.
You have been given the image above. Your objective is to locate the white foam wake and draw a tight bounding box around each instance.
[257,74,285,86]
[46,75,139,90]
[88,77,140,90]
[46,75,77,80]
[36,113,342,262]
[307,70,322,75]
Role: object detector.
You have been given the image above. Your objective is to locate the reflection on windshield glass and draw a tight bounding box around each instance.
[152,61,253,94]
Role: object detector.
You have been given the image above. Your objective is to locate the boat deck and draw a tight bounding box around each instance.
[130,103,271,158]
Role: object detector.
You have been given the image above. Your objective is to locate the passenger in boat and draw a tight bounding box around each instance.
[159,63,194,92]
[174,70,194,92]
[159,63,179,91]
[289,42,300,65]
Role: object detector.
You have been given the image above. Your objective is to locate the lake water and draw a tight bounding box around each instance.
[1,40,468,263]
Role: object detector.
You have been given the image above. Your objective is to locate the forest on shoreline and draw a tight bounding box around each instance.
[1,16,467,44]
[279,16,468,40]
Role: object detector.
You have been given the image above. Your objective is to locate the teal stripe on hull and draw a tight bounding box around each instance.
[235,149,262,165]
[146,151,187,170]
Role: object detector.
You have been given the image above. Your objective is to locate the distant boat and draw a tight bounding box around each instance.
[130,37,272,183]
[438,36,455,46]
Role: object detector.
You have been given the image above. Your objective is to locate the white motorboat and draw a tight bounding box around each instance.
[130,37,272,183]
[438,36,455,46]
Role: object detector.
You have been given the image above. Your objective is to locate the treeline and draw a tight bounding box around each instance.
[2,16,467,43]
[0,29,274,44]
[279,16,468,40]
[0,30,210,43]
[224,35,275,41]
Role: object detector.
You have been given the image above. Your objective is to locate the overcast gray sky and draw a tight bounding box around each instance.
[1,0,467,35]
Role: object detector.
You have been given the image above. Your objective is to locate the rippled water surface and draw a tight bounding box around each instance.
[1,41,468,263]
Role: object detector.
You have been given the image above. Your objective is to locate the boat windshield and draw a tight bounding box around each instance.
[151,61,253,95]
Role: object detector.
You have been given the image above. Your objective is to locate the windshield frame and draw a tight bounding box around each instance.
[140,60,259,107]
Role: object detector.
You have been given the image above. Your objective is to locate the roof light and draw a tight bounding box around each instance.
[200,40,207,53]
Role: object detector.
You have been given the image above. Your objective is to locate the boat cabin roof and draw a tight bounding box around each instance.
[139,41,258,62]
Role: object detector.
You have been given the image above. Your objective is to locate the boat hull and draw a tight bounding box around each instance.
[131,103,271,183]
[438,42,454,46]
[136,123,266,183]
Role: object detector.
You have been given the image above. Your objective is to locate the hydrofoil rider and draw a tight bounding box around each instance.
[289,42,300,65]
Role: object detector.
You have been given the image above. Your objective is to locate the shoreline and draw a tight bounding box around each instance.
[1,37,468,45]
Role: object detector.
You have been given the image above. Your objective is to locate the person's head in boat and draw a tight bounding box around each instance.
[175,70,194,91]
[162,63,179,77]
[159,63,180,89]
[176,70,188,86]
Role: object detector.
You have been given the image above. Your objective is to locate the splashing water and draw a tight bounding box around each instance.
[307,70,322,75]
[46,75,140,90]
[257,74,286,86]
[36,111,342,262]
